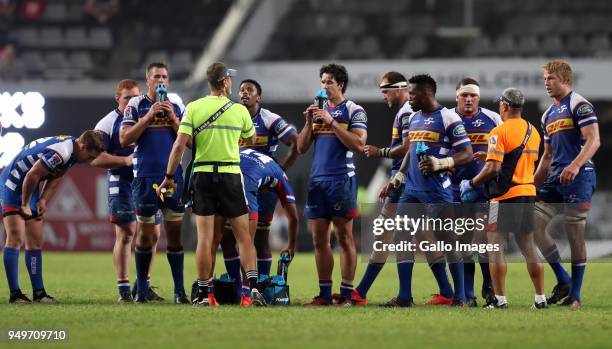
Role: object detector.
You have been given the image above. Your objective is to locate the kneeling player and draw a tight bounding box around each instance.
[213,148,298,306]
[1,131,105,303]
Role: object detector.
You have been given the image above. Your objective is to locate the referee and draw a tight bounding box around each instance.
[158,62,264,307]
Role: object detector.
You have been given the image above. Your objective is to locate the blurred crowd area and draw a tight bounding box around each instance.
[2,0,612,81]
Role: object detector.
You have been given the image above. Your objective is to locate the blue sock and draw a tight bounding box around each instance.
[544,247,571,284]
[319,280,332,301]
[429,261,453,299]
[117,279,130,295]
[464,259,476,300]
[224,257,242,299]
[478,253,492,288]
[448,261,465,302]
[3,247,20,291]
[570,263,586,301]
[397,260,414,300]
[25,249,44,291]
[257,258,272,276]
[135,248,152,298]
[355,263,383,298]
[340,282,353,299]
[166,248,185,296]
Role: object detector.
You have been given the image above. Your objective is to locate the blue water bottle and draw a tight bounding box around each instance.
[156,83,168,117]
[416,141,430,176]
[277,252,291,282]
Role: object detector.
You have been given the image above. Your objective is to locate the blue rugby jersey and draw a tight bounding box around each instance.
[240,148,295,205]
[95,108,135,196]
[541,91,598,177]
[310,99,367,181]
[406,107,471,191]
[240,107,297,157]
[120,94,185,178]
[1,135,77,193]
[389,101,413,173]
[451,107,502,184]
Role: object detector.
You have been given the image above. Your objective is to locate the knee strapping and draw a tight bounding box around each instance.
[162,209,184,222]
[136,215,156,224]
[256,221,271,232]
[564,212,587,226]
[535,202,556,221]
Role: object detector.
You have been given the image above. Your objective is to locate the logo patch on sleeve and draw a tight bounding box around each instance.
[274,119,289,133]
[489,135,498,147]
[452,124,467,137]
[47,153,64,168]
[576,103,594,116]
[351,111,367,123]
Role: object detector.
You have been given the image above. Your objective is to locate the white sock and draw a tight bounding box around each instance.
[495,295,507,304]
[535,294,547,304]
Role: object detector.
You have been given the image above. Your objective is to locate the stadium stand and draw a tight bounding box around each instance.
[3,0,232,80]
[257,0,612,60]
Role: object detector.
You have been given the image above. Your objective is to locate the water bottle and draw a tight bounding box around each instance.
[416,141,430,176]
[277,251,291,282]
[156,83,168,117]
[313,89,328,124]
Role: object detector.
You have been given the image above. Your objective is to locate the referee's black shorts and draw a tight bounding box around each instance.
[488,196,535,235]
[192,172,249,218]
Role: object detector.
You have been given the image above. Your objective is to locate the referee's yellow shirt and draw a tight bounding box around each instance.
[179,95,254,174]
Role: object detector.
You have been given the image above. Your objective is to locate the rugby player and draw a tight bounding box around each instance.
[381,74,473,306]
[211,148,299,306]
[345,71,413,306]
[93,79,163,303]
[219,79,298,289]
[297,64,367,306]
[119,62,188,304]
[451,78,502,307]
[534,61,600,308]
[2,131,104,303]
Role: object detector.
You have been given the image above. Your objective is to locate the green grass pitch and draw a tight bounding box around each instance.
[1,252,611,349]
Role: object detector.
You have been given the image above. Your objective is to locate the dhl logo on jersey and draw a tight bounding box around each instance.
[468,133,489,145]
[312,121,348,134]
[240,135,268,147]
[546,118,574,135]
[409,130,439,143]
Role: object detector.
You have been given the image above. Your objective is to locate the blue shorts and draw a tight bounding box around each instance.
[537,168,596,209]
[258,190,278,222]
[132,175,185,218]
[305,176,359,220]
[0,183,41,218]
[243,176,260,221]
[108,177,137,224]
[397,188,453,218]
